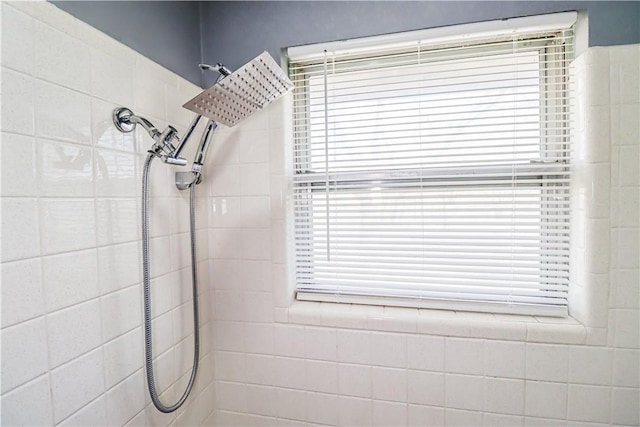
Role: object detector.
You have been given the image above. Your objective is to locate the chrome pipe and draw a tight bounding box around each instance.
[157,125,179,155]
[113,107,160,138]
[173,115,202,159]
[192,119,217,174]
[130,115,161,140]
[199,62,232,76]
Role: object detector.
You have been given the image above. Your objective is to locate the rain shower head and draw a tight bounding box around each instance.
[183,51,294,127]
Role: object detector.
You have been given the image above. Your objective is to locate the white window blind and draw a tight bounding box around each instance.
[289,14,575,316]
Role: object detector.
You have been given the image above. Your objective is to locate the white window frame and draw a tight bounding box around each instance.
[287,12,577,317]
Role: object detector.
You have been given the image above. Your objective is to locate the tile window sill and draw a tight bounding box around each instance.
[274,301,607,346]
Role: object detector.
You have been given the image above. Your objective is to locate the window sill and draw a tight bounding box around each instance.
[274,301,608,346]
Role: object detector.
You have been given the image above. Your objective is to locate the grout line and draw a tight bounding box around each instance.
[54,390,105,426]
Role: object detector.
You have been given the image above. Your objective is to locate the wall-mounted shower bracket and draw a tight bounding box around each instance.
[175,171,201,190]
[112,107,137,133]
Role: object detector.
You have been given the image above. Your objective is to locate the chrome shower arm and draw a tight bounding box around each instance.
[130,115,160,139]
[199,62,232,77]
[173,114,202,159]
[192,119,217,174]
[175,119,218,190]
[113,107,160,138]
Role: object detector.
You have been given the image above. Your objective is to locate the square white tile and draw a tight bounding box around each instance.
[445,337,484,375]
[1,258,45,328]
[370,332,407,368]
[50,348,104,423]
[47,299,102,368]
[445,373,483,411]
[567,384,611,423]
[35,80,91,144]
[33,20,91,93]
[97,242,141,295]
[407,334,445,372]
[1,198,40,262]
[526,343,569,382]
[407,370,444,406]
[372,366,407,402]
[484,377,525,416]
[40,198,96,255]
[0,375,53,426]
[0,4,34,74]
[525,381,568,419]
[1,69,35,135]
[100,285,141,342]
[485,340,525,379]
[0,318,49,394]
[103,327,143,389]
[338,363,372,398]
[37,139,94,197]
[105,370,145,426]
[568,346,612,385]
[1,133,37,196]
[42,249,99,312]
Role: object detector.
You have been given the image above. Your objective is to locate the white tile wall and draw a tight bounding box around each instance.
[567,384,611,423]
[50,348,105,423]
[445,374,484,411]
[2,198,41,261]
[339,363,372,398]
[58,395,107,427]
[484,377,525,416]
[338,395,373,426]
[0,318,49,394]
[371,366,407,402]
[484,340,526,379]
[1,68,36,135]
[408,404,445,426]
[407,371,444,406]
[202,44,639,427]
[372,400,407,426]
[525,381,568,420]
[0,375,54,426]
[1,257,45,327]
[0,2,215,426]
[47,299,102,368]
[2,2,638,426]
[42,249,99,312]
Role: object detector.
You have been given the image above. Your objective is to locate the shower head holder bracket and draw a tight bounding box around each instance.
[175,171,201,190]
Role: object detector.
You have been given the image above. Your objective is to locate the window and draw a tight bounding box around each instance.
[289,13,576,316]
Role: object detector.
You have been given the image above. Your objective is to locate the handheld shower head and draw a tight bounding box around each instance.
[183,51,294,127]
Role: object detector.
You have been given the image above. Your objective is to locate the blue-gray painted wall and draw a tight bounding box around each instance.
[51,1,203,84]
[52,1,639,88]
[200,1,639,87]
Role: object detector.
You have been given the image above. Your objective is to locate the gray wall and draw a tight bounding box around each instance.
[200,1,639,87]
[51,1,203,85]
[52,1,640,88]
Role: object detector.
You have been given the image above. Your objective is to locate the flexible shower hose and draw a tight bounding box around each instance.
[142,153,200,413]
